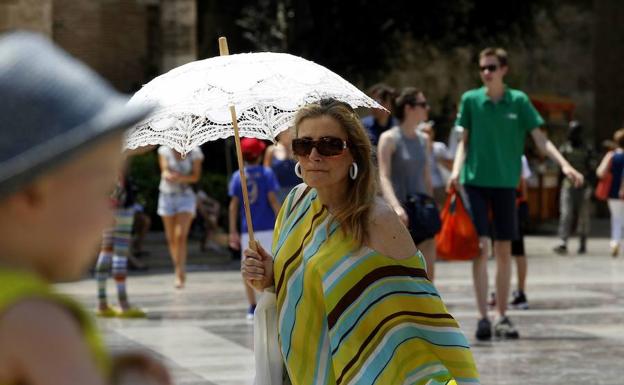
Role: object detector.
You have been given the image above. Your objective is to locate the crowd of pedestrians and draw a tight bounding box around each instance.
[365,47,589,341]
[102,47,612,343]
[5,30,623,385]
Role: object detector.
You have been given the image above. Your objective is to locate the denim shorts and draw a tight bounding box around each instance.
[157,191,197,216]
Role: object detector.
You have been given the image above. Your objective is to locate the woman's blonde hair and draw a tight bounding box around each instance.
[294,99,378,247]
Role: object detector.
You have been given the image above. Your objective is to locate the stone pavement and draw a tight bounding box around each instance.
[57,233,624,385]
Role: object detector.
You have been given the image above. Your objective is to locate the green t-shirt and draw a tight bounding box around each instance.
[455,86,544,188]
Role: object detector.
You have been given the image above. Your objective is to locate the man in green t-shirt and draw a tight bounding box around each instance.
[448,47,584,341]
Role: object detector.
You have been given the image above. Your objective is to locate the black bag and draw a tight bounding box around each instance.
[403,193,442,244]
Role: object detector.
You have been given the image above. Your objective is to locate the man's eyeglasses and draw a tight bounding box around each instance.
[412,101,429,108]
[479,64,498,73]
[292,136,348,157]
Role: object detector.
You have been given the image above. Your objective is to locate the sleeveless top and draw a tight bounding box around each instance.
[0,268,110,384]
[271,184,480,385]
[388,126,429,202]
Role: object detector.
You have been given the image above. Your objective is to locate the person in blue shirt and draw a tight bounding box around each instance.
[361,83,398,146]
[228,138,281,320]
[264,129,299,203]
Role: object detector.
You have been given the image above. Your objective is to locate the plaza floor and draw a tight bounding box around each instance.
[57,234,624,385]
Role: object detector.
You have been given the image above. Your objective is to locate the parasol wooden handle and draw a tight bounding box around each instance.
[219,37,258,255]
[218,37,229,56]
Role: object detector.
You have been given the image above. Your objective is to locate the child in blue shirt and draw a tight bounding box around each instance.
[228,138,281,320]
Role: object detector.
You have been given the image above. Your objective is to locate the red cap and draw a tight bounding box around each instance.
[240,137,266,161]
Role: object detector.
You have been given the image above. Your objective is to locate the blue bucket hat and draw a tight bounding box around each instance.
[0,32,153,197]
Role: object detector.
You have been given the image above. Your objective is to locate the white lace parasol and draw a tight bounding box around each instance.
[125,52,384,155]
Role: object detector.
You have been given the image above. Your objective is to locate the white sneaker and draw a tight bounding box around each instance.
[611,242,619,258]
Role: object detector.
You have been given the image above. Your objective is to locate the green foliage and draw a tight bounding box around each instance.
[199,0,562,84]
[128,150,160,218]
[198,172,230,207]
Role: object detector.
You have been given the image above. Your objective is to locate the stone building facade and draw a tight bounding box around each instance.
[0,0,196,93]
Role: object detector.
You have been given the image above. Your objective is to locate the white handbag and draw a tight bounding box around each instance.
[253,289,284,385]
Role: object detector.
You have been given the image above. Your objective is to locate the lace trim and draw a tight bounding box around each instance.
[125,52,384,155]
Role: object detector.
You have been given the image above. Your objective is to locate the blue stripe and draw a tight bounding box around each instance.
[397,361,452,385]
[274,191,318,257]
[281,213,334,359]
[329,279,439,349]
[280,266,304,359]
[321,251,372,292]
[331,291,446,356]
[284,187,296,216]
[356,326,465,385]
[404,361,447,378]
[280,189,316,241]
[312,318,331,385]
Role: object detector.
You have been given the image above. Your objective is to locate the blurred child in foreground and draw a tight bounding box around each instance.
[0,32,170,385]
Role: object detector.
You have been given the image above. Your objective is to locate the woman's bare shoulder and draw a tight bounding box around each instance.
[366,197,417,259]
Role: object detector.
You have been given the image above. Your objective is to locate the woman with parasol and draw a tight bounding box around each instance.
[242,99,479,385]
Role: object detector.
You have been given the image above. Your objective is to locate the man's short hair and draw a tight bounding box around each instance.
[368,83,396,103]
[479,47,508,67]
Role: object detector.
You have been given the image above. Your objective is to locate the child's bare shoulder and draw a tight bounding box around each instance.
[0,299,100,385]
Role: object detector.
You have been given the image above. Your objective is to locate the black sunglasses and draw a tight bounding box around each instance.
[479,64,498,73]
[412,101,429,108]
[292,136,348,157]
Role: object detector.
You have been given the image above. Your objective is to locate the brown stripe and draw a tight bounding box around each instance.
[276,206,327,296]
[330,290,443,356]
[327,265,428,329]
[335,310,455,385]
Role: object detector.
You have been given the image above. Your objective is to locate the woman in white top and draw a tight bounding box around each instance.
[157,146,204,288]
